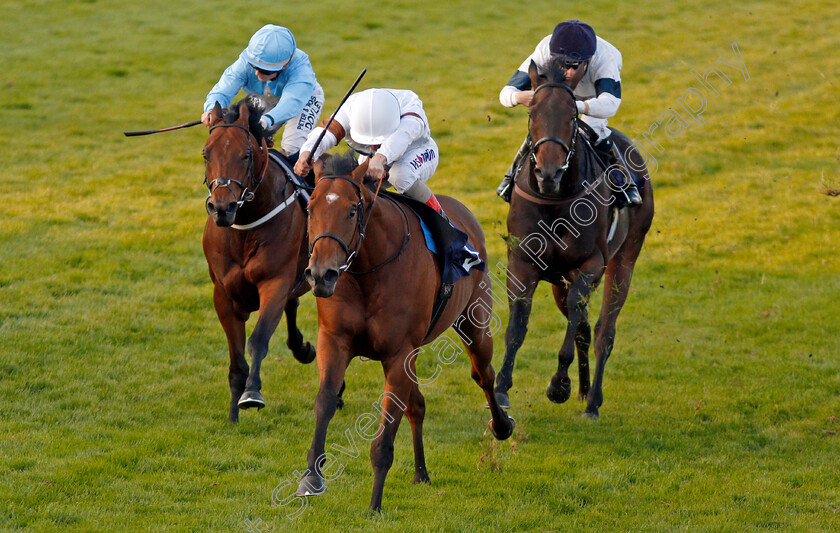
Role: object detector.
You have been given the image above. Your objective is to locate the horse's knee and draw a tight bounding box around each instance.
[370,439,395,470]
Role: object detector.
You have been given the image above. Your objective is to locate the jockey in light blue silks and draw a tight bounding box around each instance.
[496,20,642,206]
[201,25,325,158]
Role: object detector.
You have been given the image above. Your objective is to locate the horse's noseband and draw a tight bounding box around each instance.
[205,123,265,207]
[529,82,579,177]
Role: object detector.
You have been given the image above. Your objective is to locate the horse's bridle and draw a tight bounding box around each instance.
[204,123,269,208]
[529,82,579,177]
[309,175,410,274]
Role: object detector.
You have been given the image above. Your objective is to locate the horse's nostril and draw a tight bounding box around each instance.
[535,167,543,179]
[226,203,237,214]
[304,268,313,282]
[323,269,339,285]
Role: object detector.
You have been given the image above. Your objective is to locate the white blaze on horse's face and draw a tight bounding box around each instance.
[326,193,340,204]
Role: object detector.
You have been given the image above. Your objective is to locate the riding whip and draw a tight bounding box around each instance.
[123,120,202,137]
[305,67,367,165]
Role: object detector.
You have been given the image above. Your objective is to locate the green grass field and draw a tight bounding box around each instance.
[2,0,839,530]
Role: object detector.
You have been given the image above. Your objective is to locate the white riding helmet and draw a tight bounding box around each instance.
[349,89,401,145]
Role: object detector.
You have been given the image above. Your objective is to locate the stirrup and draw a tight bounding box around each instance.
[625,184,642,206]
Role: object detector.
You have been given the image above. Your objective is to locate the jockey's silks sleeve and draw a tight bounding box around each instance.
[377,115,425,164]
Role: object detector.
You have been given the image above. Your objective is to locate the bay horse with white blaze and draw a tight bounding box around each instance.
[202,100,319,423]
[494,59,654,419]
[299,152,514,511]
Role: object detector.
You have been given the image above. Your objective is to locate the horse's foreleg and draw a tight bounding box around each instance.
[494,257,540,409]
[369,355,413,511]
[284,297,316,364]
[298,332,350,497]
[547,268,595,404]
[240,279,292,410]
[587,237,644,419]
[213,285,248,423]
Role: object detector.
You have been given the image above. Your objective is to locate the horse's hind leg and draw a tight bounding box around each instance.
[403,356,429,484]
[549,281,591,403]
[494,255,540,409]
[587,236,646,419]
[284,297,316,364]
[213,285,248,423]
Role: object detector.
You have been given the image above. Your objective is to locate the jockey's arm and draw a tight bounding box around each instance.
[202,60,249,126]
[575,78,621,119]
[295,115,347,176]
[376,114,425,165]
[499,70,533,107]
[260,62,316,129]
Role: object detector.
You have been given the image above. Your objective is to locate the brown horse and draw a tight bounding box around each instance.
[202,100,318,423]
[493,59,654,419]
[298,152,514,511]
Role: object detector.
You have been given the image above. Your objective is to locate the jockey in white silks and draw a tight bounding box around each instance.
[496,20,642,206]
[201,24,325,157]
[295,88,448,219]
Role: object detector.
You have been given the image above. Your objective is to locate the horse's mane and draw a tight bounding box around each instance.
[220,98,268,144]
[322,150,359,177]
[543,56,570,84]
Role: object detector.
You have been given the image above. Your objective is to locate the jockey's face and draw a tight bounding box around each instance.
[255,68,280,82]
[565,61,588,87]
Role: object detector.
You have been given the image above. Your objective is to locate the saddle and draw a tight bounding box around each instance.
[379,190,485,339]
[268,149,313,205]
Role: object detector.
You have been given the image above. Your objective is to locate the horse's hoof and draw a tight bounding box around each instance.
[485,390,510,409]
[546,376,572,404]
[581,410,599,421]
[413,471,431,484]
[238,390,265,410]
[296,474,326,496]
[488,415,515,441]
[293,341,317,364]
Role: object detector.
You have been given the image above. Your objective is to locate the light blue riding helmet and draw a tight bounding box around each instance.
[239,25,296,71]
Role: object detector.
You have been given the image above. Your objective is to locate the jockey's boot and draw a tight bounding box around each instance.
[594,136,642,207]
[426,194,450,223]
[497,136,531,203]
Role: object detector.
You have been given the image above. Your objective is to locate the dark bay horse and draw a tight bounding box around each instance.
[299,152,514,511]
[494,60,654,419]
[202,100,317,422]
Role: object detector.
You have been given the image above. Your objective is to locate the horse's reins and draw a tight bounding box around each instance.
[309,174,410,275]
[204,123,270,210]
[528,82,579,177]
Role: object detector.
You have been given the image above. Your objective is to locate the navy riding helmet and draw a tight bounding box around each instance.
[549,20,597,62]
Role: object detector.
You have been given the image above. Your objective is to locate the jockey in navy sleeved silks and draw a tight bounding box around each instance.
[201,25,324,156]
[496,20,641,206]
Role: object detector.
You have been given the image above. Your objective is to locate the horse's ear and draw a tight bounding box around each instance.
[313,157,325,180]
[352,159,370,184]
[528,59,541,90]
[237,101,250,124]
[210,102,224,126]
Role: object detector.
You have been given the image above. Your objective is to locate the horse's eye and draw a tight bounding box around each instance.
[349,205,357,218]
